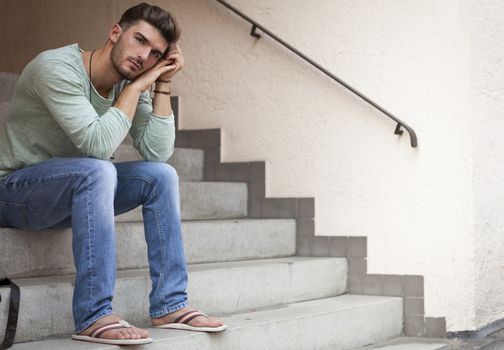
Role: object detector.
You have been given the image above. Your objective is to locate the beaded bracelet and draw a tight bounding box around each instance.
[153,90,171,95]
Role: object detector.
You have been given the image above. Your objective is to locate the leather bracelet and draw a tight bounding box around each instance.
[156,79,171,83]
[153,90,171,95]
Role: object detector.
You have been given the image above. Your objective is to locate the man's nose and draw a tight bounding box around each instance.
[137,47,150,63]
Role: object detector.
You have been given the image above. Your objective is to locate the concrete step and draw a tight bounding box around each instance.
[1,218,296,277]
[111,144,204,181]
[115,181,247,222]
[0,72,18,101]
[10,295,402,350]
[356,338,448,350]
[1,257,348,343]
[368,345,447,350]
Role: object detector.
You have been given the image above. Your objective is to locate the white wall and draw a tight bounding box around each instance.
[2,0,502,332]
[464,0,504,329]
[172,0,476,331]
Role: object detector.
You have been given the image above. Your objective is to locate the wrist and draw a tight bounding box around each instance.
[153,89,171,96]
[155,81,171,89]
[126,81,144,95]
[154,80,171,97]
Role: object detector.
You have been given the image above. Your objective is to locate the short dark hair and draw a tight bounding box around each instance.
[119,2,180,44]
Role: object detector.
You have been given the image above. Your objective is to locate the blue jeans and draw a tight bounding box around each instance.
[0,157,188,333]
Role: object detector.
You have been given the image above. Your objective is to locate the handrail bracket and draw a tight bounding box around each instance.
[215,0,418,148]
[250,25,261,39]
[394,124,404,136]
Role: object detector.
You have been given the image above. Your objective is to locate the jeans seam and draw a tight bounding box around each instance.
[75,309,113,333]
[150,301,188,319]
[117,175,168,305]
[0,201,49,227]
[3,171,89,186]
[85,174,96,315]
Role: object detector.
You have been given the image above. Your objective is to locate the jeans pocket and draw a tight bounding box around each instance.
[0,201,47,229]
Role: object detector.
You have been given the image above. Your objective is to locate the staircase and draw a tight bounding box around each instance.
[0,72,443,349]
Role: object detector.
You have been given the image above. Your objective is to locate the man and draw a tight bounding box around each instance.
[0,2,226,346]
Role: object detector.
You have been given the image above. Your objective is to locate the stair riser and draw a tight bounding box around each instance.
[142,302,402,350]
[3,258,347,342]
[115,182,247,222]
[179,300,400,350]
[1,220,296,277]
[112,147,204,182]
[8,297,402,350]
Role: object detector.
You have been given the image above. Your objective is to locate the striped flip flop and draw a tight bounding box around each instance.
[72,319,153,345]
[155,310,228,332]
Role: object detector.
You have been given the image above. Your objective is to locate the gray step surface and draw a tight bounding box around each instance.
[370,345,447,350]
[115,181,247,222]
[357,339,448,350]
[1,218,296,277]
[1,257,348,342]
[112,144,204,182]
[10,295,402,350]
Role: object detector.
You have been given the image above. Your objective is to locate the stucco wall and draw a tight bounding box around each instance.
[173,0,476,331]
[463,0,504,329]
[1,0,501,332]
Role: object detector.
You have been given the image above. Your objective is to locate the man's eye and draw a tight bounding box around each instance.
[152,52,162,59]
[136,37,145,44]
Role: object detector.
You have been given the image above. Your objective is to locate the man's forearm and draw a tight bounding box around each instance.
[114,84,142,121]
[152,81,173,117]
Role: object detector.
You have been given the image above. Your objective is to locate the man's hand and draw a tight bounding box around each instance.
[128,44,183,94]
[158,44,184,82]
[117,45,183,120]
[129,59,175,93]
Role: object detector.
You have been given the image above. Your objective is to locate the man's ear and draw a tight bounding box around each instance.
[109,24,123,44]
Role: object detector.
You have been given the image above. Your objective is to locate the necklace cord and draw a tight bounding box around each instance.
[89,49,95,104]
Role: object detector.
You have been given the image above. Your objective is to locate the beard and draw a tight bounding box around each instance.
[110,36,143,81]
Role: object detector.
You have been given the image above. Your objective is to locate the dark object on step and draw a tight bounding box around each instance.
[0,278,19,350]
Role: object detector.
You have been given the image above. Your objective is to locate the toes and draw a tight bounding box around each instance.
[209,317,224,326]
[127,328,145,339]
[118,329,130,339]
[125,329,137,339]
[129,327,149,339]
[192,315,223,327]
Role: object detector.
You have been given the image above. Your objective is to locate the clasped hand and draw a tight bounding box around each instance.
[131,44,184,92]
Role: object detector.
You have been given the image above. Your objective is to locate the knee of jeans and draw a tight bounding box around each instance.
[81,159,118,186]
[143,162,179,187]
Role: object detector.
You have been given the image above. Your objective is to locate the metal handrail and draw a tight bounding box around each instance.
[215,0,418,148]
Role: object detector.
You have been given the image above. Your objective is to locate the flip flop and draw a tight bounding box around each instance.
[154,310,228,332]
[72,319,153,345]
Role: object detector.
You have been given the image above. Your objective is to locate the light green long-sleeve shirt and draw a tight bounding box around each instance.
[0,44,175,178]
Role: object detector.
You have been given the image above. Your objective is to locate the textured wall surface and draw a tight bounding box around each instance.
[464,0,504,330]
[170,0,476,331]
[0,0,501,332]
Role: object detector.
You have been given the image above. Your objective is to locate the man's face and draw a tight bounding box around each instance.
[110,20,169,80]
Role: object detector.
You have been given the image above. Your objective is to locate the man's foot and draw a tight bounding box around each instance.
[151,306,227,332]
[73,314,151,344]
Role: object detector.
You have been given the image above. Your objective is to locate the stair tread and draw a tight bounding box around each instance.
[12,256,344,284]
[0,217,295,233]
[369,344,447,350]
[1,218,297,277]
[356,338,448,350]
[11,294,402,350]
[4,257,349,343]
